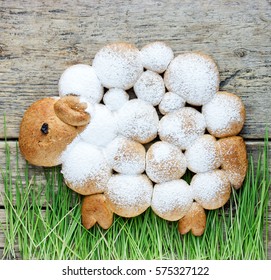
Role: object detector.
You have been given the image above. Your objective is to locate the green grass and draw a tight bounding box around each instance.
[0,132,270,260]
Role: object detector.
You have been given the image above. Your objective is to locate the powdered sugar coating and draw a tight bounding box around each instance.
[104,136,145,174]
[61,140,111,193]
[105,174,153,217]
[185,135,221,173]
[134,70,165,106]
[93,42,143,90]
[146,141,187,183]
[103,88,129,111]
[159,92,186,115]
[151,179,193,221]
[164,52,219,105]
[191,170,231,210]
[58,64,103,104]
[117,99,159,144]
[80,104,117,147]
[140,42,174,73]
[202,91,246,138]
[158,107,206,150]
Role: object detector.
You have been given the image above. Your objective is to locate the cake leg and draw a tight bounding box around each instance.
[178,202,206,236]
[81,194,113,230]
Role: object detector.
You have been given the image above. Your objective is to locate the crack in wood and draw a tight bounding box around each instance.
[219,70,241,87]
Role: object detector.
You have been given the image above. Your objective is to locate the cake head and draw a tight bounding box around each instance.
[19,96,90,167]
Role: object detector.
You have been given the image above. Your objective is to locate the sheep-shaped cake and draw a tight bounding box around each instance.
[19,42,248,236]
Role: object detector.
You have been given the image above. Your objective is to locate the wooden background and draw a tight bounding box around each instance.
[0,0,270,259]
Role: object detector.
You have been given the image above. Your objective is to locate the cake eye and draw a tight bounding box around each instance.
[41,123,49,134]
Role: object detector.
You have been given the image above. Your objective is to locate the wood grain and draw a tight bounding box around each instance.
[0,209,21,260]
[0,0,271,139]
[0,210,5,248]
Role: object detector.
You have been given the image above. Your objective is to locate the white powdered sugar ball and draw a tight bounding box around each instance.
[146,141,187,183]
[93,42,143,90]
[159,92,186,115]
[58,64,103,104]
[140,41,174,73]
[105,174,153,218]
[61,140,111,195]
[202,91,246,138]
[185,135,221,173]
[104,136,146,175]
[151,179,193,221]
[117,99,159,144]
[103,88,129,111]
[134,70,165,106]
[164,52,219,106]
[80,104,117,147]
[158,107,206,150]
[191,170,231,210]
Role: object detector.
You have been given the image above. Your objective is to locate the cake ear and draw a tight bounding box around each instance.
[54,95,90,127]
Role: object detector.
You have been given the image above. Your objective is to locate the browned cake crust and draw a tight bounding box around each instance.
[202,91,246,138]
[178,202,206,236]
[54,95,90,126]
[82,194,113,230]
[218,136,248,189]
[19,97,86,167]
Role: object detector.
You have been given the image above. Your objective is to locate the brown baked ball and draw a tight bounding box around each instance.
[146,141,187,183]
[140,41,174,73]
[117,99,159,144]
[61,140,112,195]
[19,97,86,167]
[185,134,221,173]
[105,136,146,175]
[105,174,153,218]
[164,52,219,106]
[202,91,246,138]
[134,70,165,106]
[93,42,143,90]
[151,179,193,221]
[158,107,206,150]
[191,170,231,210]
[218,136,248,189]
[158,91,186,115]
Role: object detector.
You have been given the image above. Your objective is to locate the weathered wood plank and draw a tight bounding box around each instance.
[0,0,271,139]
[0,210,5,249]
[0,209,21,260]
[0,140,47,207]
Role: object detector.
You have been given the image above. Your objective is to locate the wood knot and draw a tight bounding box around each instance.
[234,48,247,58]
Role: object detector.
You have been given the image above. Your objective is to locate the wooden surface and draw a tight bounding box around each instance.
[0,0,271,259]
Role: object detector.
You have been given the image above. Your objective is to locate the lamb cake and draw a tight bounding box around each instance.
[19,41,248,236]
